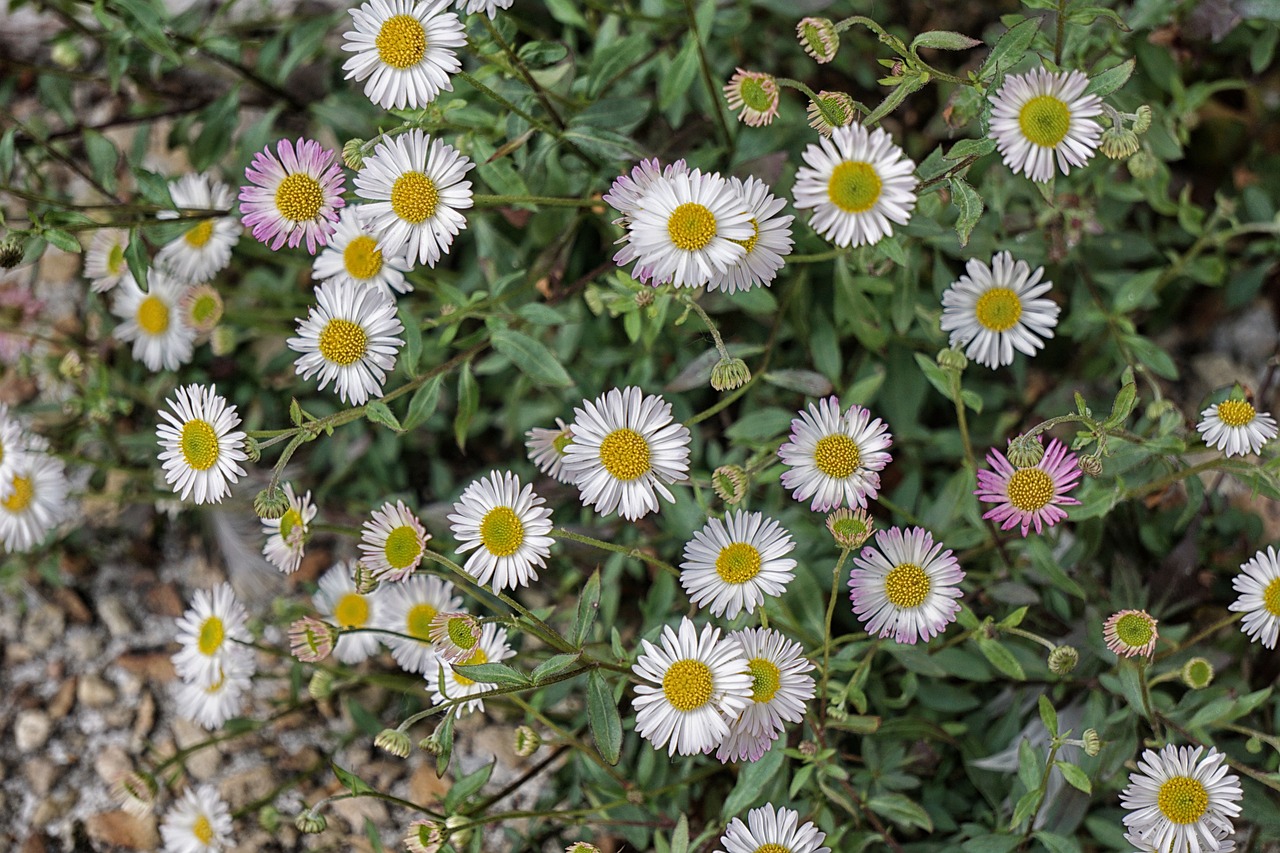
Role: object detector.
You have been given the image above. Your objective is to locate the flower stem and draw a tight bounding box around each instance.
[550,527,680,578]
[818,548,852,719]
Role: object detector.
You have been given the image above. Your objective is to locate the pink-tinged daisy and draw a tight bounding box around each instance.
[712,176,794,294]
[260,483,316,574]
[1103,609,1158,658]
[238,138,346,254]
[359,500,429,582]
[974,437,1081,536]
[425,622,515,716]
[604,158,688,284]
[796,17,839,64]
[723,69,780,127]
[1120,744,1242,853]
[806,90,858,137]
[1229,546,1280,649]
[525,417,576,484]
[1196,398,1278,458]
[849,526,964,644]
[341,0,466,111]
[778,396,893,512]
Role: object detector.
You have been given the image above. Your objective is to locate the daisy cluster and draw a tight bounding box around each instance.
[171,583,256,731]
[0,403,69,553]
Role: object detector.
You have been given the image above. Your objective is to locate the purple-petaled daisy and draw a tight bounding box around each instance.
[974,437,1081,536]
[806,90,858,137]
[239,138,346,254]
[723,69,780,127]
[715,627,814,763]
[849,526,964,644]
[1229,546,1280,649]
[1196,398,1278,458]
[778,396,893,512]
[796,17,839,64]
[1103,609,1158,658]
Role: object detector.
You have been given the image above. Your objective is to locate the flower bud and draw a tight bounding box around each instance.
[182,284,224,334]
[827,507,874,549]
[1005,434,1045,468]
[1127,150,1158,179]
[1100,125,1140,160]
[354,561,380,595]
[295,809,327,834]
[806,91,857,137]
[405,819,444,853]
[1246,736,1263,754]
[445,815,472,848]
[375,728,412,759]
[1048,645,1079,676]
[712,465,749,506]
[418,734,443,755]
[209,325,237,356]
[626,787,646,805]
[1180,657,1214,689]
[566,844,602,853]
[58,350,84,380]
[51,40,82,69]
[797,740,818,757]
[634,289,655,308]
[308,670,335,701]
[710,356,751,392]
[114,770,158,816]
[258,805,281,832]
[289,617,337,663]
[0,238,23,269]
[796,17,840,63]
[1077,455,1104,477]
[936,347,969,374]
[254,486,288,520]
[513,725,541,758]
[342,138,366,171]
[1131,105,1153,134]
[1081,728,1102,757]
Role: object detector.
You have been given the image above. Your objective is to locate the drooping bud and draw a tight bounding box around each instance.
[295,809,327,834]
[513,725,542,757]
[405,819,445,853]
[445,815,472,848]
[806,91,857,137]
[1006,434,1046,468]
[796,17,840,63]
[0,238,23,269]
[353,561,380,595]
[209,325,237,356]
[1127,150,1158,179]
[1100,125,1140,160]
[58,350,84,380]
[1048,645,1079,676]
[826,507,874,549]
[254,486,289,520]
[181,283,224,333]
[634,289,655,308]
[723,69,780,128]
[1077,455,1104,477]
[712,464,749,506]
[566,844,602,853]
[1246,736,1263,754]
[936,346,969,374]
[1131,105,1152,134]
[375,728,412,759]
[1081,728,1102,757]
[1180,657,1214,689]
[710,356,751,392]
[308,670,335,701]
[114,770,158,816]
[289,617,337,663]
[428,611,482,663]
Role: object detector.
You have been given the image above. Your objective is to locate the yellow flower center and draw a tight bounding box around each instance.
[197,615,225,656]
[1115,612,1154,648]
[334,592,369,628]
[192,815,214,844]
[666,202,717,252]
[974,287,1023,332]
[180,419,220,471]
[1216,400,1256,428]
[1156,775,1209,824]
[447,616,478,650]
[390,171,440,224]
[317,317,368,367]
[480,505,525,557]
[274,172,325,222]
[383,524,423,569]
[376,14,427,70]
[453,647,489,687]
[136,295,170,335]
[827,161,882,213]
[2,475,33,513]
[406,603,438,639]
[813,434,860,479]
[184,220,215,248]
[189,293,221,327]
[747,657,782,703]
[1018,95,1072,148]
[731,218,760,255]
[715,542,763,585]
[661,658,714,712]
[755,845,792,853]
[342,235,384,280]
[1263,578,1280,617]
[1005,467,1054,512]
[107,243,126,274]
[884,562,931,609]
[598,427,651,481]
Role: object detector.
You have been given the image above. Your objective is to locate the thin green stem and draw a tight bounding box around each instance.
[1153,611,1244,662]
[819,549,852,719]
[457,70,548,131]
[682,0,734,153]
[1054,0,1068,67]
[1137,660,1165,740]
[550,528,680,579]
[685,298,731,360]
[1024,741,1062,837]
[473,194,601,208]
[1003,625,1057,653]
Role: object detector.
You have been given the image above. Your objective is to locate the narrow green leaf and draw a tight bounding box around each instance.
[451,662,528,687]
[398,306,421,378]
[761,369,834,396]
[530,653,579,683]
[573,570,602,647]
[912,30,982,51]
[331,762,376,796]
[980,18,1040,78]
[454,362,478,451]
[1038,695,1058,735]
[443,761,493,812]
[944,137,997,160]
[867,793,933,832]
[670,814,689,853]
[976,637,1027,680]
[434,713,455,777]
[1010,787,1044,830]
[490,328,573,388]
[950,176,984,247]
[402,374,444,431]
[1055,761,1092,794]
[124,230,149,289]
[1085,58,1137,96]
[43,229,81,253]
[724,737,785,814]
[364,400,403,433]
[82,130,119,194]
[587,669,622,765]
[660,39,700,110]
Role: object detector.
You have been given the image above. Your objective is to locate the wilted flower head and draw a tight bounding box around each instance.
[723,69,780,127]
[289,616,337,663]
[1100,124,1140,160]
[406,819,445,853]
[710,356,751,391]
[1048,644,1079,675]
[796,17,839,63]
[374,727,412,758]
[1081,728,1102,757]
[181,284,224,334]
[826,507,874,549]
[712,464,749,506]
[1103,609,1159,658]
[1181,657,1214,689]
[295,809,327,834]
[254,485,289,520]
[806,91,858,137]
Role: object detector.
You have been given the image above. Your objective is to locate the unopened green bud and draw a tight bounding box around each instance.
[51,40,82,69]
[354,562,380,595]
[806,91,857,137]
[712,465,749,506]
[513,725,541,758]
[342,138,366,171]
[295,809,327,834]
[1246,736,1263,754]
[243,436,262,464]
[1131,105,1152,135]
[710,356,751,392]
[1048,645,1079,676]
[375,728,412,758]
[1127,150,1159,179]
[1078,455,1104,477]
[253,486,288,520]
[209,325,236,356]
[634,289,655,308]
[308,670,335,701]
[1100,125,1140,160]
[445,815,472,848]
[418,735,443,755]
[58,350,84,380]
[937,347,968,373]
[1082,728,1102,757]
[1180,657,1214,689]
[1006,435,1045,468]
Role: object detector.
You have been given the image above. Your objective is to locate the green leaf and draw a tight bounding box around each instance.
[399,306,421,378]
[530,653,579,684]
[1106,367,1138,427]
[944,137,997,160]
[660,39,701,111]
[364,400,403,433]
[124,230,149,289]
[1010,787,1044,830]
[434,713,456,777]
[402,374,444,431]
[998,606,1029,629]
[864,74,927,125]
[1085,58,1137,97]
[1033,831,1081,853]
[1055,761,1092,794]
[1068,6,1131,31]
[490,328,573,388]
[82,130,119,194]
[363,817,386,853]
[443,761,493,812]
[670,814,689,853]
[190,90,239,171]
[451,662,528,687]
[724,737,785,814]
[573,570,602,647]
[43,229,80,253]
[761,369,834,396]
[454,362,478,451]
[827,714,882,734]
[331,762,376,796]
[980,18,1040,78]
[1038,695,1058,735]
[867,793,933,832]
[962,836,1021,853]
[912,30,982,51]
[587,669,622,765]
[950,176,984,247]
[562,127,647,163]
[132,169,174,208]
[975,637,1027,680]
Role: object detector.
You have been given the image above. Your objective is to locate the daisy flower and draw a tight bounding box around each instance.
[454,0,513,18]
[713,723,778,765]
[175,654,253,730]
[405,821,445,853]
[562,386,692,521]
[525,417,576,484]
[160,784,234,853]
[172,583,253,688]
[989,68,1103,183]
[359,500,430,582]
[260,483,316,574]
[312,206,413,298]
[1229,546,1280,649]
[111,271,196,372]
[718,804,830,853]
[427,611,481,663]
[448,470,555,593]
[0,453,69,553]
[631,617,753,756]
[315,561,384,664]
[354,128,474,268]
[604,158,688,284]
[0,404,45,501]
[716,628,814,763]
[1125,826,1235,853]
[778,396,893,512]
[711,176,794,294]
[342,0,466,111]
[425,623,515,716]
[974,437,1081,536]
[792,123,917,249]
[288,279,405,405]
[723,69,780,127]
[181,284,224,334]
[849,526,965,644]
[624,169,753,288]
[83,228,130,293]
[1103,609,1159,658]
[1120,744,1242,853]
[374,574,463,674]
[156,384,248,506]
[939,251,1061,369]
[155,173,241,283]
[680,511,797,618]
[239,137,345,253]
[1196,398,1278,458]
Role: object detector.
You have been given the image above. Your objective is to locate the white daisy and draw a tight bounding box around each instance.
[354,128,474,268]
[624,169,753,288]
[315,561,384,664]
[175,653,253,730]
[1229,545,1280,649]
[1196,399,1278,458]
[718,804,830,853]
[1120,744,1242,853]
[172,583,253,688]
[374,574,463,674]
[792,122,917,249]
[312,205,413,298]
[778,396,893,512]
[111,271,196,372]
[939,251,1060,369]
[604,158,689,285]
[83,228,131,293]
[849,526,965,644]
[710,176,794,294]
[525,417,576,484]
[631,617,753,757]
[359,500,430,582]
[989,68,1103,183]
[160,784,234,853]
[448,470,555,593]
[155,173,241,284]
[260,483,316,574]
[716,627,815,763]
[454,0,513,18]
[0,453,69,553]
[1125,825,1236,853]
[288,279,405,405]
[680,511,796,618]
[342,0,465,111]
[562,386,692,521]
[156,384,248,506]
[425,622,515,716]
[0,403,46,501]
